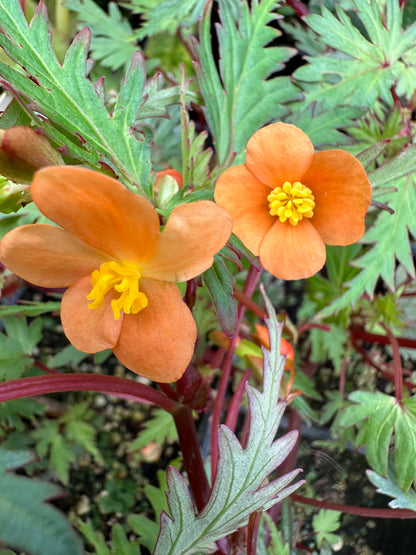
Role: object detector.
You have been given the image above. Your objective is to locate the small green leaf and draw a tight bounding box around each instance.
[0,301,61,318]
[367,468,416,510]
[312,509,342,548]
[203,254,238,338]
[129,408,177,451]
[0,447,83,555]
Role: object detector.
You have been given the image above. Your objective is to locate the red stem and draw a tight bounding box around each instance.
[211,267,262,483]
[383,325,403,404]
[172,404,211,512]
[224,368,251,433]
[285,0,310,17]
[247,512,262,555]
[0,374,179,413]
[350,326,416,349]
[233,289,266,320]
[291,493,416,518]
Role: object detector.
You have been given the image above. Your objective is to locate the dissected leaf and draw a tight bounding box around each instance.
[194,0,298,164]
[340,391,416,490]
[312,509,342,548]
[367,468,416,510]
[0,0,181,192]
[0,316,41,380]
[129,408,177,451]
[0,447,83,555]
[154,292,303,554]
[66,0,137,70]
[295,0,416,108]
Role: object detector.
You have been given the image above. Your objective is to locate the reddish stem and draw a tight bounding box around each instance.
[172,404,211,512]
[211,267,262,483]
[0,373,179,413]
[350,325,416,349]
[291,493,416,518]
[247,512,262,555]
[233,289,266,320]
[383,325,403,404]
[285,0,310,17]
[224,368,251,433]
[297,322,331,336]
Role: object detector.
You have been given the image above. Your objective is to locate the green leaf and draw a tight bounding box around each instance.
[194,0,298,164]
[127,514,159,553]
[367,468,416,510]
[295,0,416,108]
[312,509,342,548]
[319,176,416,317]
[129,408,177,451]
[340,392,416,489]
[0,447,83,555]
[0,0,181,191]
[122,0,207,39]
[0,316,41,380]
[66,0,137,70]
[0,301,61,317]
[286,102,365,147]
[203,254,238,338]
[154,293,303,554]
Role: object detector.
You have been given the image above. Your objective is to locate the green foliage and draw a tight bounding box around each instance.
[0,447,83,554]
[312,509,342,549]
[0,316,42,380]
[98,477,137,514]
[0,301,61,317]
[154,295,303,554]
[66,0,137,71]
[0,398,44,436]
[287,102,365,147]
[340,391,416,490]
[32,402,103,483]
[295,0,416,108]
[122,0,206,39]
[367,467,416,510]
[129,408,176,451]
[77,519,141,555]
[0,0,182,193]
[194,0,298,165]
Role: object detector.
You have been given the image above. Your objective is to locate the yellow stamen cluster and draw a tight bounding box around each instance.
[267,181,315,226]
[88,261,148,320]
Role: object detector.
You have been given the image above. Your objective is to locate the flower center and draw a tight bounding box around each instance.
[267,181,315,226]
[87,261,148,320]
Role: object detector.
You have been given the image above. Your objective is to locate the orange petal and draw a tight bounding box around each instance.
[113,279,197,382]
[215,165,274,255]
[0,224,109,287]
[61,275,122,352]
[142,201,233,282]
[302,150,372,245]
[259,219,326,280]
[31,166,160,261]
[245,123,314,187]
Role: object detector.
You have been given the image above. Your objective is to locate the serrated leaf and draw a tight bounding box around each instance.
[367,468,416,510]
[154,293,303,554]
[129,408,176,451]
[0,447,83,555]
[319,175,416,317]
[340,392,416,489]
[312,509,341,548]
[194,0,298,164]
[295,0,416,108]
[0,316,41,380]
[203,254,238,338]
[66,0,137,70]
[286,102,365,147]
[0,0,181,191]
[122,0,207,39]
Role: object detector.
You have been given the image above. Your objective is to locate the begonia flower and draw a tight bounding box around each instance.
[0,166,233,382]
[215,123,372,280]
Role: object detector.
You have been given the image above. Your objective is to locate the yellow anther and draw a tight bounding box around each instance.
[87,261,148,319]
[268,181,315,226]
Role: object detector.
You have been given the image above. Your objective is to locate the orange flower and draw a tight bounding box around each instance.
[215,123,372,280]
[0,167,233,382]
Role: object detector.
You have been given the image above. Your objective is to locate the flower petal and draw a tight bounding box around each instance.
[113,279,197,382]
[259,219,326,280]
[31,166,160,261]
[303,150,372,245]
[61,275,122,352]
[142,201,233,282]
[0,224,109,287]
[245,123,314,187]
[215,165,273,255]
